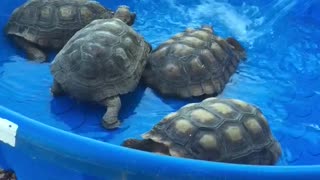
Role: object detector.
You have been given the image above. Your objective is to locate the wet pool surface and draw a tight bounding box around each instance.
[0,0,320,165]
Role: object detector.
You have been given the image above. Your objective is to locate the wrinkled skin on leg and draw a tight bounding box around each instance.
[102,96,122,129]
[50,82,121,130]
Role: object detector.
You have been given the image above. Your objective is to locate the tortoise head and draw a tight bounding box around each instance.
[201,25,214,34]
[114,5,136,26]
[122,139,170,155]
[226,37,247,60]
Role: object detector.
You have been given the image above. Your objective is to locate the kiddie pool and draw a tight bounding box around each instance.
[1,0,320,179]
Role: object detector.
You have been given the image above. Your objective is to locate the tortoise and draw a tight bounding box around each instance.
[50,18,151,129]
[4,0,136,62]
[143,25,246,98]
[0,169,16,180]
[123,97,282,165]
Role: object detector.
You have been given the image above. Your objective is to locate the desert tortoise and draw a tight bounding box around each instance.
[123,97,282,165]
[50,18,151,129]
[5,0,136,61]
[143,25,246,98]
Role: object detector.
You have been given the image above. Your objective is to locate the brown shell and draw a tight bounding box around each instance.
[51,18,150,102]
[143,26,246,98]
[5,0,113,49]
[143,98,282,165]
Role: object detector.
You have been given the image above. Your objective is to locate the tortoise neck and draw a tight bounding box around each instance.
[123,139,170,155]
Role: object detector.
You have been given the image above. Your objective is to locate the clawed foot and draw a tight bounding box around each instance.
[102,116,120,129]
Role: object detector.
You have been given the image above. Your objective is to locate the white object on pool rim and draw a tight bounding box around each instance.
[0,117,18,147]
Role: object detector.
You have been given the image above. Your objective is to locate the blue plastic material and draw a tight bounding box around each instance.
[1,106,320,180]
[1,0,320,179]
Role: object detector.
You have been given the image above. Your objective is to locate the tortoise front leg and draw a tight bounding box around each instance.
[50,79,64,96]
[13,36,47,62]
[102,96,121,129]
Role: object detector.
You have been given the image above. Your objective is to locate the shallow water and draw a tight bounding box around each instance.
[0,0,320,165]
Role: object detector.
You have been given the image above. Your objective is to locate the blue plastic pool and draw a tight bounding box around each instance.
[1,0,320,179]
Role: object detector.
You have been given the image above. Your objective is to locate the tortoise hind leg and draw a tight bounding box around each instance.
[226,37,246,60]
[51,79,64,96]
[102,96,121,129]
[12,36,47,62]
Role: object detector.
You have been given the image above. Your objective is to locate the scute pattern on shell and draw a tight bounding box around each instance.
[5,0,113,49]
[143,98,282,165]
[143,27,245,98]
[51,18,150,102]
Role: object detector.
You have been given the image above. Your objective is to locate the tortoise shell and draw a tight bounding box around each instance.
[50,18,150,102]
[143,26,246,98]
[5,0,113,49]
[142,97,282,165]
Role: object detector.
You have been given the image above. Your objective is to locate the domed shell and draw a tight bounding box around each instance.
[51,18,150,102]
[143,26,246,98]
[5,0,113,49]
[142,98,282,165]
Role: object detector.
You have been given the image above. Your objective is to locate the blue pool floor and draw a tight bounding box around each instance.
[0,0,320,166]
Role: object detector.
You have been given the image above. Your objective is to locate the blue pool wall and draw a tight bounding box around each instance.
[1,106,320,180]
